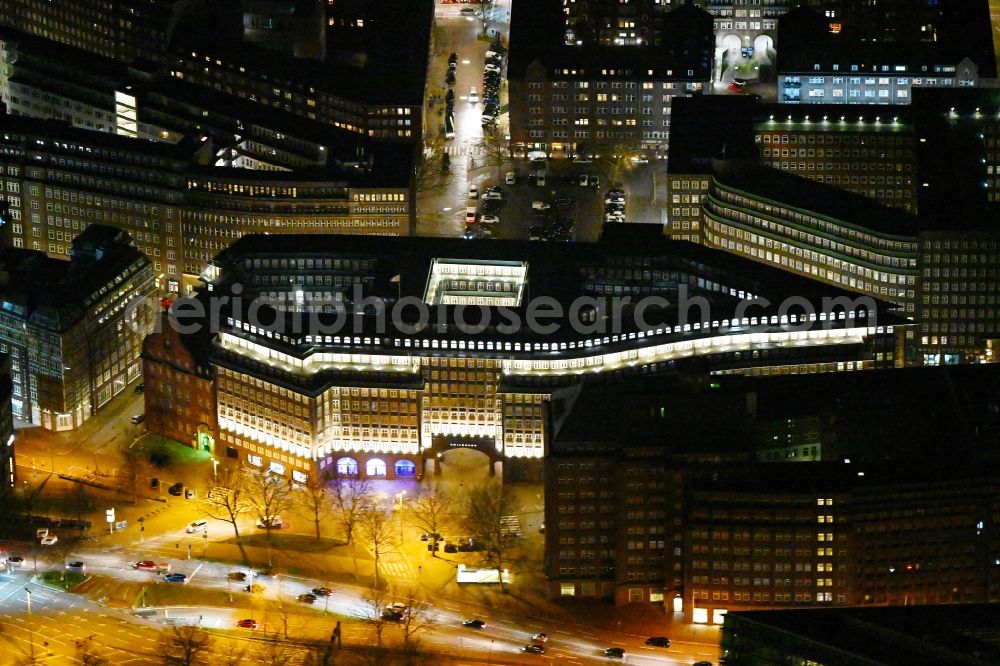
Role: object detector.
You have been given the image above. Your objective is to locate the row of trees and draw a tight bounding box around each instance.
[200,465,521,591]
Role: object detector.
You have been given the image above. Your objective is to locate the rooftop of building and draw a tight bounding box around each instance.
[550,363,1000,463]
[507,0,713,81]
[724,604,1000,665]
[169,0,433,105]
[0,115,200,165]
[0,225,149,331]
[776,2,997,78]
[910,88,1000,232]
[712,163,921,240]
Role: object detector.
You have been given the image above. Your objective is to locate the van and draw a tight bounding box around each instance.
[186,519,208,534]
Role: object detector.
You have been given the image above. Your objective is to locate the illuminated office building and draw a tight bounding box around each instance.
[147,227,900,482]
[0,354,13,489]
[0,225,155,430]
[0,115,414,293]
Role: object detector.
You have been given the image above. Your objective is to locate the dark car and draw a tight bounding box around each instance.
[164,573,187,583]
[522,644,545,654]
[255,567,275,577]
[445,89,455,103]
[228,571,248,581]
[480,200,502,215]
[462,619,486,629]
[419,532,442,542]
[312,587,333,597]
[298,593,317,604]
[448,52,458,64]
[645,636,671,648]
[603,647,625,659]
[446,70,456,85]
[134,383,144,394]
[167,482,183,496]
[382,609,405,621]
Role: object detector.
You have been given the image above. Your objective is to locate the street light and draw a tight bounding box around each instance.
[25,588,34,661]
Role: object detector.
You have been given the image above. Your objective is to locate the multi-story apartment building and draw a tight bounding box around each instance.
[0,353,14,490]
[0,225,155,430]
[0,115,415,293]
[142,308,217,453]
[546,366,1000,618]
[776,4,996,106]
[145,226,900,482]
[508,0,713,158]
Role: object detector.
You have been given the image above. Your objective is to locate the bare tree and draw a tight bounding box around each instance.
[360,585,391,647]
[462,482,520,593]
[358,505,396,590]
[246,469,294,566]
[331,477,374,546]
[255,635,296,666]
[398,598,435,653]
[477,126,509,186]
[597,142,639,186]
[118,443,148,504]
[199,465,251,564]
[216,643,246,666]
[160,626,212,666]
[407,487,455,558]
[296,469,333,540]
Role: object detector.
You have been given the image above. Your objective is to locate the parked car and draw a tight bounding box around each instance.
[382,608,405,621]
[727,81,744,94]
[589,175,601,188]
[484,50,502,62]
[256,516,285,529]
[8,556,24,568]
[168,483,184,496]
[579,174,590,186]
[645,636,671,648]
[419,532,442,542]
[134,383,144,394]
[237,619,258,629]
[484,63,500,74]
[535,172,546,186]
[459,6,477,15]
[186,519,208,533]
[446,70,456,84]
[531,201,551,212]
[298,593,317,604]
[468,184,479,199]
[446,88,455,103]
[40,534,58,546]
[572,156,593,164]
[603,647,625,659]
[312,587,333,597]
[65,561,86,573]
[164,573,187,583]
[130,413,144,424]
[462,619,486,629]
[482,190,502,202]
[479,215,499,226]
[505,171,516,185]
[448,52,458,64]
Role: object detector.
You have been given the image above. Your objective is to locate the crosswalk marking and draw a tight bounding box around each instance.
[381,561,415,581]
[443,144,484,157]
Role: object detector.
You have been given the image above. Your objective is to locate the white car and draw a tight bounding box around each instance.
[482,190,503,201]
[479,215,499,225]
[40,534,58,546]
[484,64,501,74]
[468,87,479,103]
[605,195,625,205]
[481,114,497,126]
[460,7,478,15]
[531,201,551,211]
[468,184,478,199]
[505,171,516,185]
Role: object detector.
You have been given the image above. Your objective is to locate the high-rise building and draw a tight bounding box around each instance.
[0,225,155,430]
[0,353,14,490]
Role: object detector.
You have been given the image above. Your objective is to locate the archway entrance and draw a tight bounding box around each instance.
[424,435,501,479]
